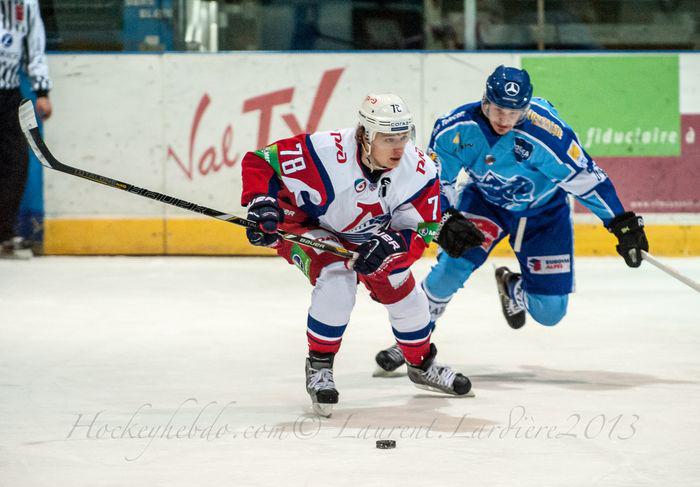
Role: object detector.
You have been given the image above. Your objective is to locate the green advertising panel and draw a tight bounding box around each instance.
[521,56,679,157]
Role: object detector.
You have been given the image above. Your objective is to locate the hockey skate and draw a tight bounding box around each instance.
[373,344,406,377]
[495,266,526,329]
[305,351,339,417]
[407,344,473,396]
[0,237,34,260]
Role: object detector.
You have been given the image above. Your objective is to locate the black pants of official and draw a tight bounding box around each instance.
[0,89,29,242]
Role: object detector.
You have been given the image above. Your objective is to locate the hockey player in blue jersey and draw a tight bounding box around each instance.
[374,65,649,375]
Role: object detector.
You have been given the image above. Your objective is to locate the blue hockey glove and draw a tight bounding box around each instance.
[353,230,408,276]
[246,195,280,247]
[436,208,485,258]
[608,211,648,268]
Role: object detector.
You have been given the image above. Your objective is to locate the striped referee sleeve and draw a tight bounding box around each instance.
[0,0,20,89]
[25,0,52,94]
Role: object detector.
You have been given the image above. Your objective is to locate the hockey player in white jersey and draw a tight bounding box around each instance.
[240,93,473,416]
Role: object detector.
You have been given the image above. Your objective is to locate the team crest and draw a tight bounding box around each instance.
[1,33,12,48]
[354,178,367,193]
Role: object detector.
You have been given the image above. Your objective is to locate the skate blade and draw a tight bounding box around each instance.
[312,402,334,418]
[372,365,406,378]
[413,383,476,397]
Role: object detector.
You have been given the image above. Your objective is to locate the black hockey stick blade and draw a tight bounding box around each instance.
[17,99,357,260]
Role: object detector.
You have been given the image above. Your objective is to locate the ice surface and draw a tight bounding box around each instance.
[1,256,699,486]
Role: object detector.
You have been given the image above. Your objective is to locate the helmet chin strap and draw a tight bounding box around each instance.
[363,154,388,171]
[360,132,387,172]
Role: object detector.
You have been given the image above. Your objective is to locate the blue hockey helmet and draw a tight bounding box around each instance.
[484,65,533,110]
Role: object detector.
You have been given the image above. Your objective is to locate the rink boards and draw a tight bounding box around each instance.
[39,52,700,255]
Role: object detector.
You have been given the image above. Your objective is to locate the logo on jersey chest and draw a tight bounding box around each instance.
[472,170,535,208]
[342,201,388,232]
[354,177,391,196]
[454,132,475,149]
[513,137,533,162]
[331,131,347,163]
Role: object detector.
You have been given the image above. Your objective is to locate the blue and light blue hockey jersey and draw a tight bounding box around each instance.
[428,98,625,225]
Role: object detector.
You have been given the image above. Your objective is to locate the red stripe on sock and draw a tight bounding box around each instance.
[397,338,431,366]
[307,333,342,354]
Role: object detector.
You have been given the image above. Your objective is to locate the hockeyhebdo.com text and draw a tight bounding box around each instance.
[65,399,639,461]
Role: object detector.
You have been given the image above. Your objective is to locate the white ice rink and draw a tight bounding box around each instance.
[1,255,699,486]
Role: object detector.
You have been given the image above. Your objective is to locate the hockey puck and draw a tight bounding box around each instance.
[376,440,396,449]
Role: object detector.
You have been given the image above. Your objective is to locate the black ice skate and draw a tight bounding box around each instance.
[407,344,473,396]
[373,344,406,377]
[305,351,339,417]
[0,237,34,260]
[495,266,526,329]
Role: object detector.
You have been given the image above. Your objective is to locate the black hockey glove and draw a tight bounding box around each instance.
[436,208,485,258]
[246,195,280,247]
[607,211,648,268]
[353,230,408,276]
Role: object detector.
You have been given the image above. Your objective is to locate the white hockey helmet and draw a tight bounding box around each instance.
[358,93,415,144]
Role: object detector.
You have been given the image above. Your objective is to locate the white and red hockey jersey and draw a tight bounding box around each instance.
[241,127,441,265]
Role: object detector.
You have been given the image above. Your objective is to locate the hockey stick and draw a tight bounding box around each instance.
[18,99,357,260]
[641,250,700,293]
